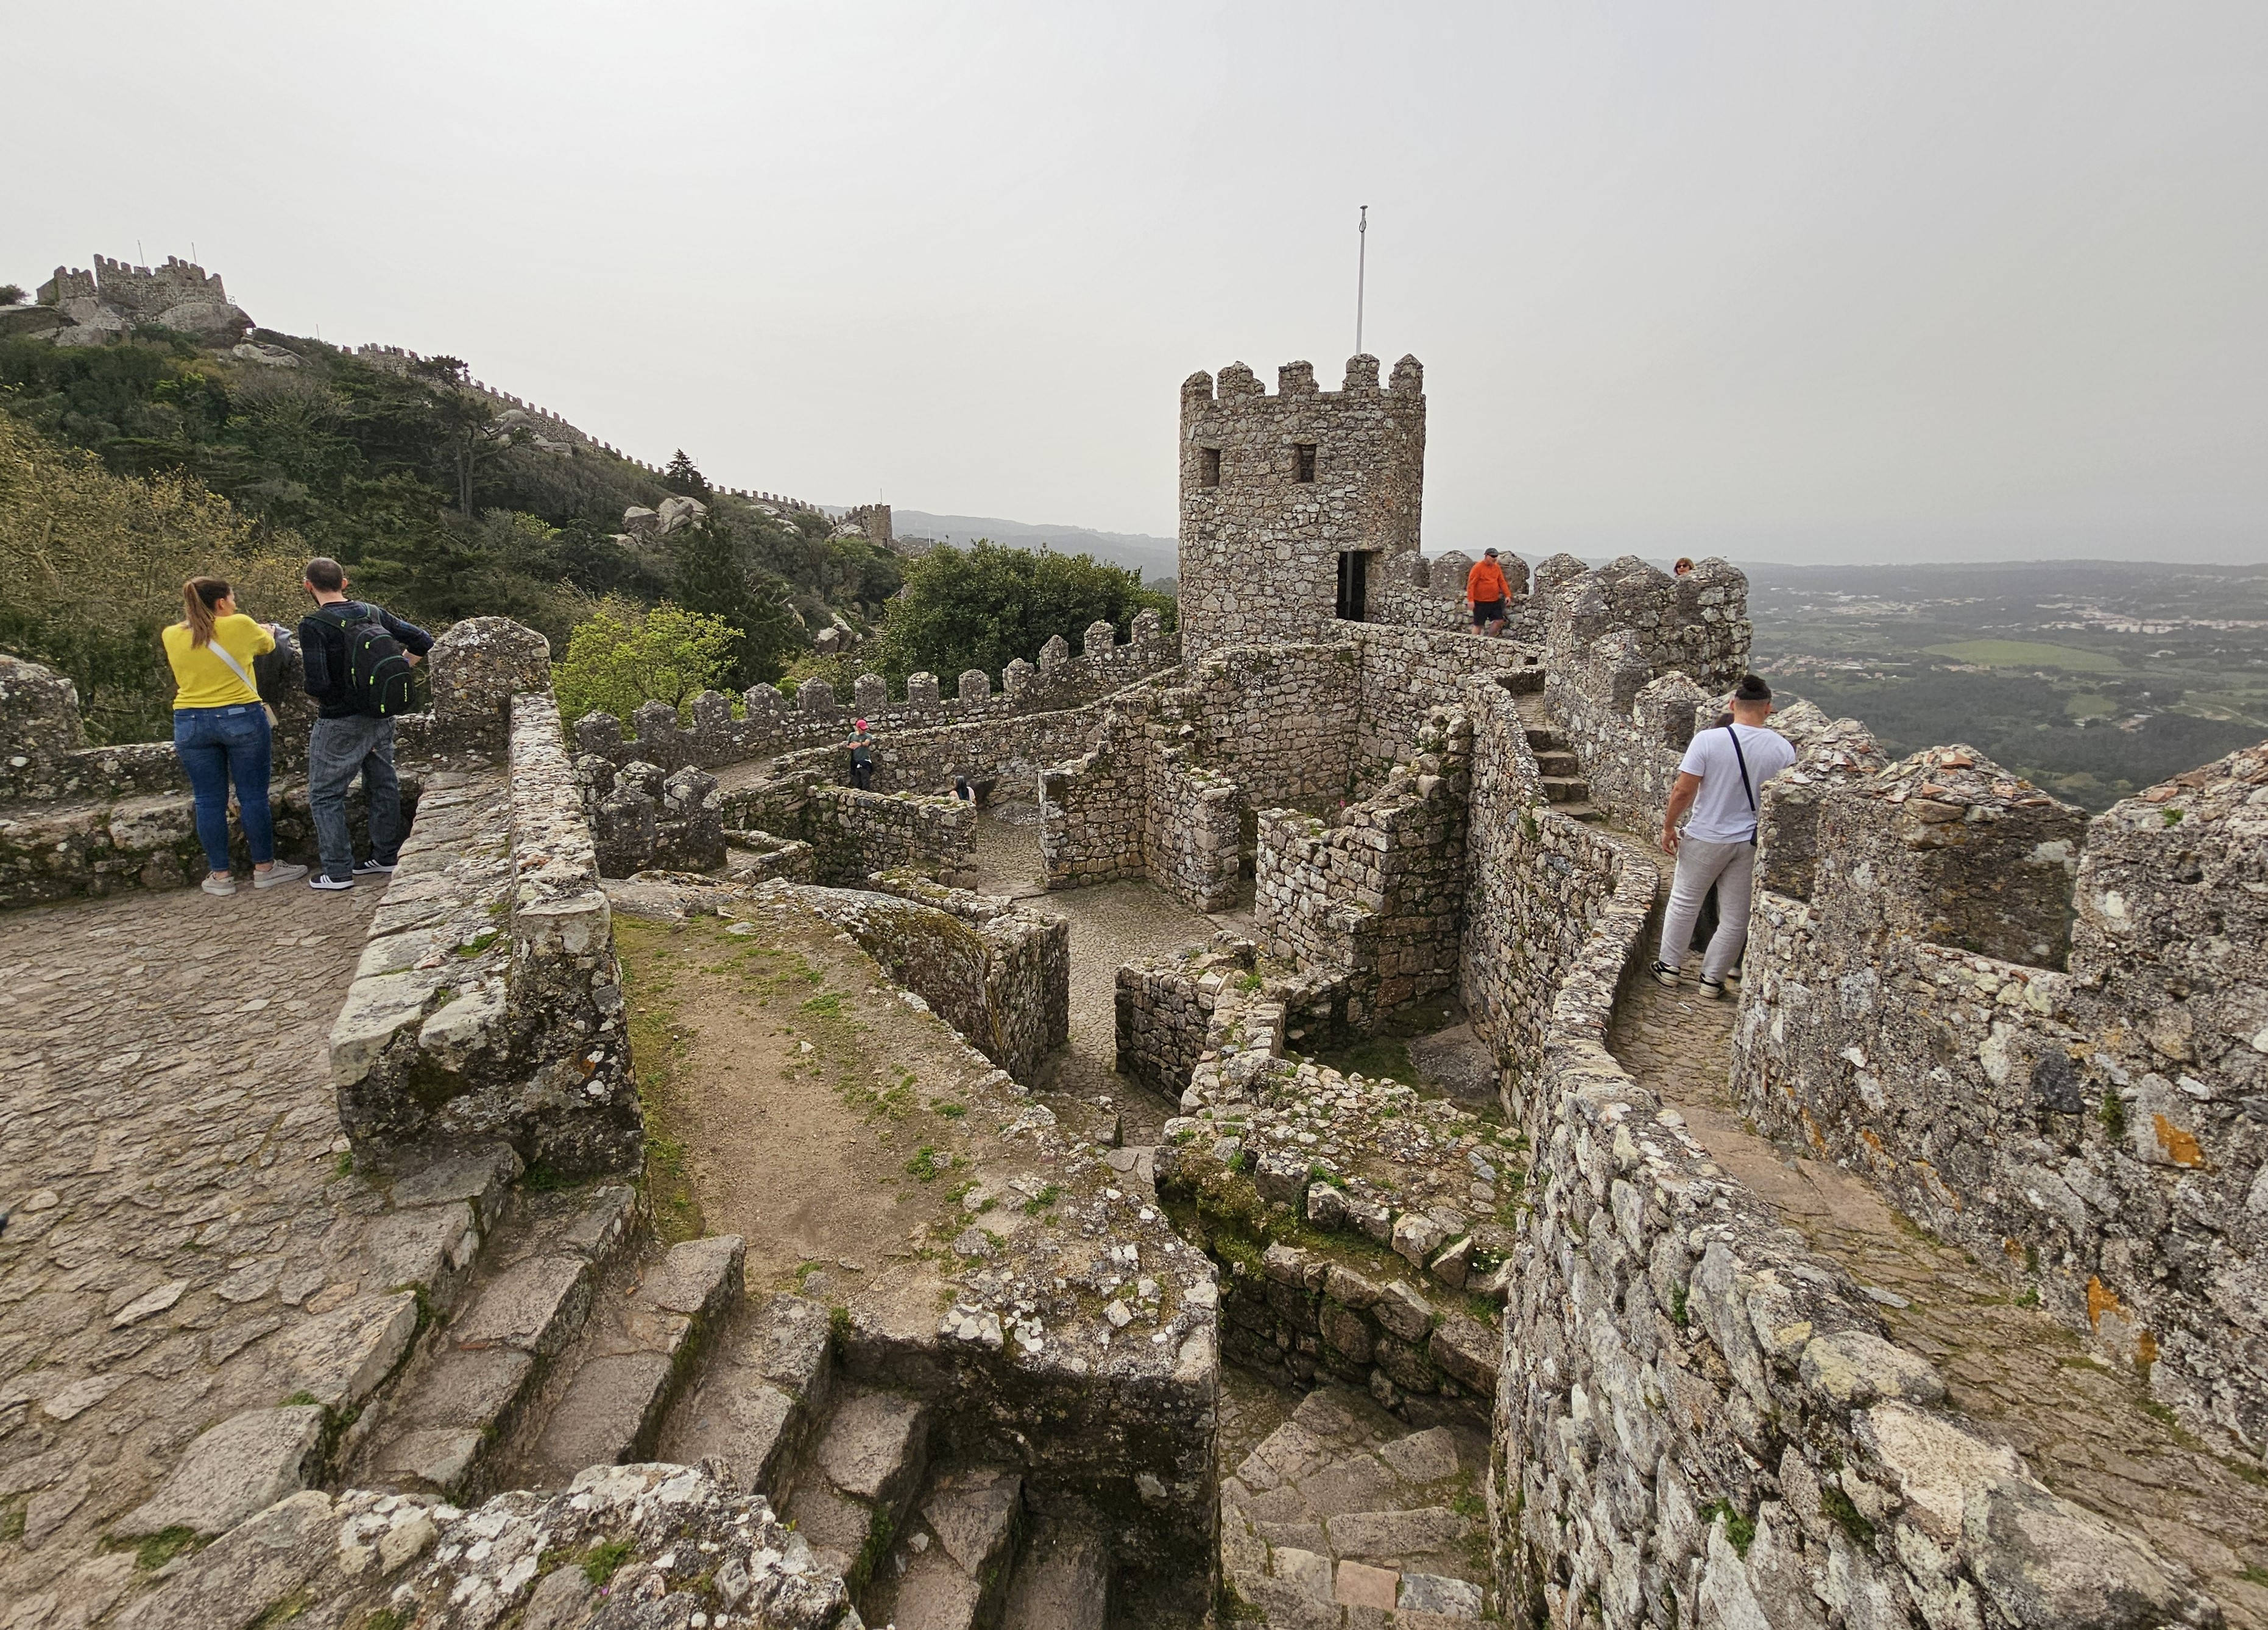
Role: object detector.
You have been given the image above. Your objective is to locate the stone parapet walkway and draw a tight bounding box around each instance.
[1603,830,2268,1627]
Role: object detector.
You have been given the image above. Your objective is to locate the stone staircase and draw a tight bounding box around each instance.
[1515,693,1603,822]
[661,1292,1114,1629]
[344,1170,740,1507]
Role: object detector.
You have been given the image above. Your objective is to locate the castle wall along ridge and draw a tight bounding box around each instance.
[4,347,2266,1630]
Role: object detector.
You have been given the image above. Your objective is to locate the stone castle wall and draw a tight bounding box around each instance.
[781,873,1069,1084]
[1178,355,1427,658]
[1731,730,2268,1458]
[1485,846,2217,1627]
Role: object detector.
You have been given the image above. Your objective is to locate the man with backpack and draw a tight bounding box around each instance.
[1649,672,1795,998]
[298,557,433,891]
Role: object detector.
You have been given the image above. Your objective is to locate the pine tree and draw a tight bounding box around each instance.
[662,448,712,500]
[670,516,804,686]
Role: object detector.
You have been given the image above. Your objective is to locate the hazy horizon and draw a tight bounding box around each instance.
[6,2,2263,566]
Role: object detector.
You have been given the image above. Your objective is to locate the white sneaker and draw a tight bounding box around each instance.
[254,863,309,889]
[309,874,355,892]
[1697,976,1726,1000]
[1648,960,1680,988]
[201,874,238,897]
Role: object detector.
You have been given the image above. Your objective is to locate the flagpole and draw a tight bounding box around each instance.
[1355,205,1369,354]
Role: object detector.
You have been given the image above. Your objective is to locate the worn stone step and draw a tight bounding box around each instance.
[353,1181,639,1501]
[1522,727,1564,753]
[1552,801,1607,824]
[1539,775,1591,803]
[785,1387,933,1590]
[873,1465,1026,1630]
[658,1290,836,1498]
[509,1233,746,1489]
[1000,1514,1108,1630]
[1531,749,1580,778]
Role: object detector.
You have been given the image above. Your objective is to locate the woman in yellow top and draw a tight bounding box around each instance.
[161,577,308,895]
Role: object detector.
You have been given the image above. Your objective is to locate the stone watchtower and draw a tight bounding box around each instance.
[1177,353,1426,658]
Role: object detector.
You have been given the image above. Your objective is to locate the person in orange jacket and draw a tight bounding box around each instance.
[1464,548,1511,637]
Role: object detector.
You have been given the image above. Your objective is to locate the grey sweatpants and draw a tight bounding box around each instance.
[309,714,402,881]
[1658,835,1756,982]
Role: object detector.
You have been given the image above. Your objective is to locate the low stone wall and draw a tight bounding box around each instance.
[1486,769,2217,1630]
[0,774,420,909]
[1362,548,1536,639]
[786,872,1070,1084]
[715,769,975,886]
[331,692,641,1177]
[569,612,1177,772]
[1734,737,2268,1459]
[1148,946,1511,1414]
[1115,939,1351,1102]
[1252,710,1473,1028]
[580,757,726,877]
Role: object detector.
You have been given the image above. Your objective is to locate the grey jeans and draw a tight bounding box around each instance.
[308,714,402,881]
[1659,834,1757,982]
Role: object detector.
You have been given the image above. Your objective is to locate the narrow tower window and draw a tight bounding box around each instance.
[1199,448,1221,488]
[1294,443,1317,483]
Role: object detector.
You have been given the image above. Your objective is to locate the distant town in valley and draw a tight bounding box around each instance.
[1742,559,2268,809]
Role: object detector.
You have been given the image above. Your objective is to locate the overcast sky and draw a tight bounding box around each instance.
[7,2,2264,564]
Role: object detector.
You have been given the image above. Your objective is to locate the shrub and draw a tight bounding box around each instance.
[554,600,739,724]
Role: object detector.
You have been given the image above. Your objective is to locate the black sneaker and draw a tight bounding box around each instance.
[1697,976,1726,1000]
[1648,961,1680,989]
[309,874,355,892]
[354,858,398,877]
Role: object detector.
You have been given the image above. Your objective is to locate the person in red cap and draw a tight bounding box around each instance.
[1464,549,1511,637]
[849,718,874,791]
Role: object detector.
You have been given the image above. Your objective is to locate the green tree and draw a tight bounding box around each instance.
[662,448,712,499]
[554,601,740,723]
[876,541,1173,682]
[670,515,807,686]
[0,407,301,740]
[0,284,26,306]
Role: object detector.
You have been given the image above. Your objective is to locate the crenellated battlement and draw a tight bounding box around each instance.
[569,610,1176,775]
[1534,552,1753,827]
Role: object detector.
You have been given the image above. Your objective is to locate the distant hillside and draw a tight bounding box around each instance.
[891,510,1178,584]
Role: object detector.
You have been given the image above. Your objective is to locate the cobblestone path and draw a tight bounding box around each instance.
[1604,836,2268,1625]
[0,883,380,1614]
[968,802,1227,1144]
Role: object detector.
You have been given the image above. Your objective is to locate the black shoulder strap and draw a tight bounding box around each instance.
[1725,723,1756,813]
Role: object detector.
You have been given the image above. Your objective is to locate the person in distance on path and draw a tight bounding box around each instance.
[1464,548,1511,638]
[1650,672,1796,999]
[849,719,875,791]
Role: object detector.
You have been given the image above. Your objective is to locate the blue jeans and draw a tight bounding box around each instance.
[309,714,401,882]
[173,704,275,875]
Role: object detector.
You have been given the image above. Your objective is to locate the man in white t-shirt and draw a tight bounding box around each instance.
[1652,672,1797,998]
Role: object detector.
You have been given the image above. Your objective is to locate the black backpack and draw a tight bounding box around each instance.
[323,602,417,718]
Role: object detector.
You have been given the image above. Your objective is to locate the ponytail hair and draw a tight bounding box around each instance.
[182,577,231,648]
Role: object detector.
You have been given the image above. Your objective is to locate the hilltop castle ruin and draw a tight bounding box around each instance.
[2,351,2265,1629]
